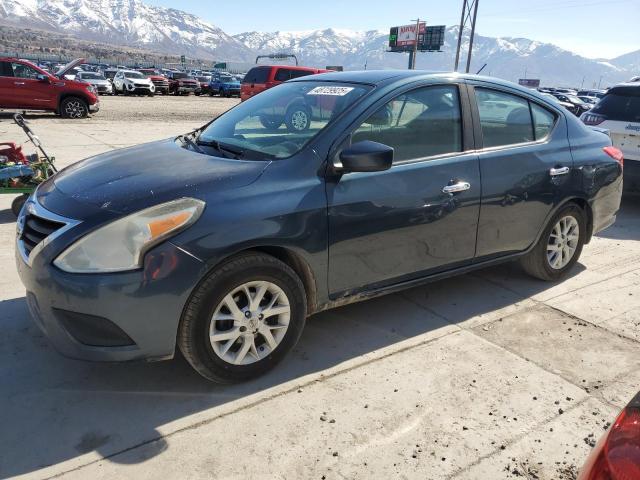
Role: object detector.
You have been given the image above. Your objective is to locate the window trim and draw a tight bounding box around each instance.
[332,82,474,169]
[468,84,560,152]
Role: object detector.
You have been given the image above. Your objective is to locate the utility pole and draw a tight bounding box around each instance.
[408,18,421,70]
[454,0,480,73]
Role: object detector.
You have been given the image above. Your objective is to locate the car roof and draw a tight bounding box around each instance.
[252,64,326,72]
[607,83,640,95]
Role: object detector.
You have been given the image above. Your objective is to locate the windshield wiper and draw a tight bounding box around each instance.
[177,134,205,154]
[196,139,245,159]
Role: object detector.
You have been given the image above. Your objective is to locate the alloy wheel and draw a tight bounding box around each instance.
[64,100,85,118]
[290,110,309,130]
[209,281,291,365]
[547,215,580,269]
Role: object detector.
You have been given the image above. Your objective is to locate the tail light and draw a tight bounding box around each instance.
[583,113,606,125]
[603,146,624,168]
[578,401,640,480]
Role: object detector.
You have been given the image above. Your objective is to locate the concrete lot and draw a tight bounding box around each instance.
[0,96,639,480]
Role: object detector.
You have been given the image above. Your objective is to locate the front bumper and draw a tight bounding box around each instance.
[15,199,205,362]
[89,102,100,113]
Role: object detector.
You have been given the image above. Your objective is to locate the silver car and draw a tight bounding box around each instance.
[76,71,113,95]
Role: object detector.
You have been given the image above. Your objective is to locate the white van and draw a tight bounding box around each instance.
[582,83,640,191]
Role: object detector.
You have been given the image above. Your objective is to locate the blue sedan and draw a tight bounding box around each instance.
[16,71,623,383]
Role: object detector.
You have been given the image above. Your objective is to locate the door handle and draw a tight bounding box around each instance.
[442,182,471,194]
[550,166,570,177]
[14,81,25,86]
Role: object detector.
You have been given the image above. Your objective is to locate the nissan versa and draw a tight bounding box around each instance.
[16,71,623,383]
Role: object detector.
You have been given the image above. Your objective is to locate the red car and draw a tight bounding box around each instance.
[138,68,170,95]
[240,65,329,101]
[578,391,640,480]
[0,58,99,118]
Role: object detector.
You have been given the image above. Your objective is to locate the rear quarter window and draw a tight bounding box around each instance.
[243,67,270,84]
[592,90,640,123]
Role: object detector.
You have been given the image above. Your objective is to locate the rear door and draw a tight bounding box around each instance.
[469,83,573,259]
[327,83,481,297]
[241,66,271,101]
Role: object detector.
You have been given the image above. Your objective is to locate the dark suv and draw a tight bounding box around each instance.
[16,72,622,383]
[0,58,100,118]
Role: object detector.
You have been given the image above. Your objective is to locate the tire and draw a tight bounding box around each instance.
[520,203,586,281]
[285,104,311,132]
[209,91,214,97]
[259,115,283,130]
[148,92,155,97]
[178,252,307,383]
[60,96,89,118]
[11,194,29,217]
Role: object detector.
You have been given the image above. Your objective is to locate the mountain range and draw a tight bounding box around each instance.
[0,0,637,87]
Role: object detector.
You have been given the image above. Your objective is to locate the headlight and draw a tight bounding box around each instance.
[54,198,205,273]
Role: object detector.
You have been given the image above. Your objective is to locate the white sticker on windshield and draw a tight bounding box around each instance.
[307,86,354,96]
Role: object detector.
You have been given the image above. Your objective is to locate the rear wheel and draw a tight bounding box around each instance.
[178,252,306,383]
[285,105,311,132]
[60,97,88,118]
[520,204,586,281]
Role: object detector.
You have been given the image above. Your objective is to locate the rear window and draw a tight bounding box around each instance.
[243,67,270,84]
[592,89,640,123]
[0,61,12,77]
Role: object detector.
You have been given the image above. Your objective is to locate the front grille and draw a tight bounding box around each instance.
[152,80,169,87]
[21,213,65,258]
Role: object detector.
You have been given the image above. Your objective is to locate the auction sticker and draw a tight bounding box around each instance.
[307,86,354,96]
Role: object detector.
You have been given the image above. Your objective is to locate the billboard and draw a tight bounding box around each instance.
[518,78,541,88]
[389,25,446,52]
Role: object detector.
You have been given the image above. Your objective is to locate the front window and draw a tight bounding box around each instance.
[80,72,105,80]
[172,72,188,79]
[124,71,145,79]
[353,85,463,162]
[11,62,40,79]
[198,81,371,159]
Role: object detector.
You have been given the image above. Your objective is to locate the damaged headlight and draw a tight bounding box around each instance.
[54,198,205,273]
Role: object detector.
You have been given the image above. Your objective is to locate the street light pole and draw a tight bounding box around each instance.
[408,18,421,70]
[465,0,479,73]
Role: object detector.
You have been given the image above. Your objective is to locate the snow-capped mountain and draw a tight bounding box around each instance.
[0,0,250,60]
[0,0,636,86]
[234,27,633,87]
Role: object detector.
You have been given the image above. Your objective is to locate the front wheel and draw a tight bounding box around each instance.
[520,204,586,281]
[60,96,89,118]
[178,252,307,383]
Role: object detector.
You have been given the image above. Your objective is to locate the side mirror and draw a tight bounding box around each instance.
[339,141,393,173]
[37,74,50,83]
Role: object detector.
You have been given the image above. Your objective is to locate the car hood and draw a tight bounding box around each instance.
[38,139,270,218]
[55,58,85,79]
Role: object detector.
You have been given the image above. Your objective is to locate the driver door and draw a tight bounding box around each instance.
[10,62,55,110]
[326,84,481,298]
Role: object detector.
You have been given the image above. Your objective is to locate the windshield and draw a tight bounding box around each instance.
[124,71,145,79]
[80,72,105,80]
[198,81,371,160]
[197,76,210,82]
[566,95,584,104]
[173,72,188,79]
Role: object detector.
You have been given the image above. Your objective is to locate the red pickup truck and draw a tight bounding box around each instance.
[0,58,100,118]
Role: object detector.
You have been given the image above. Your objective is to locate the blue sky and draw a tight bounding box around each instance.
[146,0,638,59]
